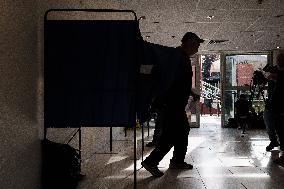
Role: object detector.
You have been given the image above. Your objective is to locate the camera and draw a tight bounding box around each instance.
[252,64,279,86]
[263,63,278,73]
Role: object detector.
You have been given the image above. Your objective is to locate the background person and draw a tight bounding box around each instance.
[271,53,284,165]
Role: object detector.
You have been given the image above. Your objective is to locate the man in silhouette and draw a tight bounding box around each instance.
[141,32,204,177]
[263,65,279,151]
[271,52,284,165]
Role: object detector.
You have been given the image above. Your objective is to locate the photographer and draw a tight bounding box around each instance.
[271,53,284,165]
[263,64,279,151]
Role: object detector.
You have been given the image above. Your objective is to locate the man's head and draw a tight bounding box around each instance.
[276,52,284,71]
[181,32,204,56]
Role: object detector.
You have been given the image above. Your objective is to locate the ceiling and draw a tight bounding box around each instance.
[116,0,284,53]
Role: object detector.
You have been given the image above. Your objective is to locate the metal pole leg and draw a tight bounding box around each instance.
[142,122,144,152]
[134,124,137,189]
[79,127,82,171]
[147,120,150,137]
[110,127,113,152]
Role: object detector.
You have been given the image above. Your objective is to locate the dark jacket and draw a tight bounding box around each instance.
[136,41,192,122]
[271,70,284,114]
[159,48,192,110]
[264,80,276,110]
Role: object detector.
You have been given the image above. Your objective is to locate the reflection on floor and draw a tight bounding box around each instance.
[78,116,284,189]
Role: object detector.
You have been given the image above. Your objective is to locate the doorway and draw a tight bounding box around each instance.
[188,53,270,128]
[200,54,221,126]
[221,53,270,127]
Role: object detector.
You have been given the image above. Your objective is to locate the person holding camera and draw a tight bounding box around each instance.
[263,64,279,151]
[271,52,284,165]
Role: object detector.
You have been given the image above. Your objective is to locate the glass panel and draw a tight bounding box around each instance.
[225,55,267,87]
[223,54,268,126]
[224,90,237,122]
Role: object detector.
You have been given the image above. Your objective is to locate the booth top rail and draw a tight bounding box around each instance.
[44,9,137,21]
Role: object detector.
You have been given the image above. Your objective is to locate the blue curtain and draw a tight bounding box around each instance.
[45,20,140,127]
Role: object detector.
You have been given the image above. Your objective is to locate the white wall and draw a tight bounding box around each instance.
[0,1,41,188]
[0,1,130,188]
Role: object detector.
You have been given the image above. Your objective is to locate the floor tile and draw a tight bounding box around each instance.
[77,116,284,189]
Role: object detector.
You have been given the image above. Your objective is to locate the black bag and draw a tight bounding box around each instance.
[42,139,82,189]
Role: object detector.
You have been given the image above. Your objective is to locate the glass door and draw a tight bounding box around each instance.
[221,53,270,127]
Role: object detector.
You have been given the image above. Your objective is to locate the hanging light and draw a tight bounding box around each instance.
[138,16,146,21]
[206,15,214,20]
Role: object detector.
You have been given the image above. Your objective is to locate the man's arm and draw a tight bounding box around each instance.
[191,89,200,102]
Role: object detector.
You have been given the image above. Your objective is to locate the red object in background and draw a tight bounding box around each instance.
[236,64,254,86]
[200,102,219,115]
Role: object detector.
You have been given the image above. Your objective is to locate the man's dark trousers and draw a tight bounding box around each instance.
[144,107,190,166]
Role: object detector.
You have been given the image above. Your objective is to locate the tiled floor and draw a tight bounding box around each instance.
[78,115,284,189]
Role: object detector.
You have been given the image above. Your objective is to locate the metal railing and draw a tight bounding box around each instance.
[201,81,221,100]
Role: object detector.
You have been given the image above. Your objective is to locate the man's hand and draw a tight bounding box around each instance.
[266,73,278,81]
[191,90,200,102]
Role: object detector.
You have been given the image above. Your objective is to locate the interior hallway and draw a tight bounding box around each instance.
[76,116,284,189]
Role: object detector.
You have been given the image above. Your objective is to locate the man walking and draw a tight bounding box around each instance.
[141,32,204,177]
